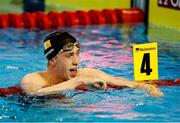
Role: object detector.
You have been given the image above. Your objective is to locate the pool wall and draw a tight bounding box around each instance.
[149,0,180,30]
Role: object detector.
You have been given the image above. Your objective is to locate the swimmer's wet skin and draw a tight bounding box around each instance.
[21,30,164,97]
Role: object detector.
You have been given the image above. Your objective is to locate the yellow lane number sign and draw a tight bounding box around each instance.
[133,42,158,81]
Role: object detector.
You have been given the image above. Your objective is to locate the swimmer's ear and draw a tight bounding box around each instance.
[48,58,56,66]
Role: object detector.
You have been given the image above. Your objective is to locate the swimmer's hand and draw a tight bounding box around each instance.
[92,83,108,90]
[134,83,164,97]
[78,77,107,90]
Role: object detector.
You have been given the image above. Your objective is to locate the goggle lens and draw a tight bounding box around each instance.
[61,41,80,52]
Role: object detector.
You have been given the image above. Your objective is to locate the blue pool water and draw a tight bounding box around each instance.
[0,24,179,122]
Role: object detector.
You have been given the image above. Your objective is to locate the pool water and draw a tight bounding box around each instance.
[0,24,179,122]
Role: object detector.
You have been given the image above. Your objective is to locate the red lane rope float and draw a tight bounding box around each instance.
[75,10,91,25]
[8,14,24,28]
[88,10,106,25]
[115,8,144,23]
[22,13,36,28]
[48,12,64,27]
[0,86,23,96]
[0,15,9,28]
[149,79,180,86]
[121,8,144,23]
[0,8,144,28]
[114,9,123,23]
[61,11,79,26]
[102,9,118,24]
[0,79,179,96]
[36,12,52,29]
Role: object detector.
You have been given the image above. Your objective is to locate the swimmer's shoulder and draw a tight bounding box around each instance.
[21,71,48,94]
[21,71,47,82]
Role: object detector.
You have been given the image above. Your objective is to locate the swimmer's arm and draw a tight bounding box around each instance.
[97,70,164,97]
[96,70,136,88]
[37,77,107,96]
[36,78,81,95]
[21,75,81,96]
[110,77,164,97]
[21,75,105,96]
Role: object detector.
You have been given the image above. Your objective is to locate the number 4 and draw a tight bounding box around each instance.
[140,53,152,75]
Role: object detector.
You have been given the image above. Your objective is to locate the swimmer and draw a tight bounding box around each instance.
[21,30,164,97]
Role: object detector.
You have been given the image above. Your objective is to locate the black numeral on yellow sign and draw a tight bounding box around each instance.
[140,53,152,75]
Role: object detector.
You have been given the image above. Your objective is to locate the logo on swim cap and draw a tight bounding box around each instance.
[44,40,52,50]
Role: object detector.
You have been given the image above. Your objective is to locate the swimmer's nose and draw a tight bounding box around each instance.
[73,61,78,66]
[72,56,80,66]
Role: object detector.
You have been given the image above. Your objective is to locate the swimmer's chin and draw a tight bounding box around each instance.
[68,75,77,79]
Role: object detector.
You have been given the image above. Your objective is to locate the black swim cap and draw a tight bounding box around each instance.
[43,30,77,60]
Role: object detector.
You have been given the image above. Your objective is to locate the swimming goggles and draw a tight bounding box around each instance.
[59,41,80,53]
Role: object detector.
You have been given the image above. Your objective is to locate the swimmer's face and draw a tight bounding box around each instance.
[54,46,80,80]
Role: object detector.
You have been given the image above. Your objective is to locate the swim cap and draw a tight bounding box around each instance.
[43,30,77,60]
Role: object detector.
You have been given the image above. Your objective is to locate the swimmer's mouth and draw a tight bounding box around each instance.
[69,68,77,77]
[69,68,77,72]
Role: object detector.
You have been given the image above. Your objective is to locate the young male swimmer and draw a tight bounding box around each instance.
[21,31,164,97]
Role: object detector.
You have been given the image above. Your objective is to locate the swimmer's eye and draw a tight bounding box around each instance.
[66,53,73,58]
[76,51,80,55]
